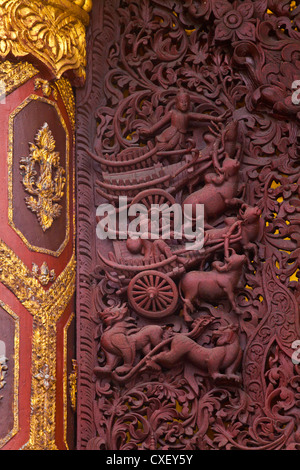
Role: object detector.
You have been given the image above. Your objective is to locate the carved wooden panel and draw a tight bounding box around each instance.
[76,0,300,450]
[0,62,76,450]
[9,96,69,256]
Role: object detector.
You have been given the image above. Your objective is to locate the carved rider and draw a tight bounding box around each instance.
[139,89,228,162]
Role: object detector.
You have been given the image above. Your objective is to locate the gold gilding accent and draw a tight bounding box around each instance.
[72,0,92,13]
[63,314,75,449]
[32,261,56,286]
[55,77,76,131]
[0,239,75,449]
[34,78,58,100]
[0,0,91,81]
[8,95,70,257]
[69,359,77,413]
[20,122,66,232]
[0,60,39,95]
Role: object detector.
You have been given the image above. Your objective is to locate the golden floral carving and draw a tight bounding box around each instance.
[32,261,56,286]
[20,122,66,232]
[34,78,58,100]
[0,303,19,449]
[0,0,91,81]
[8,95,70,257]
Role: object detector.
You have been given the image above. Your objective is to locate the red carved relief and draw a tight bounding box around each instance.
[76,0,300,450]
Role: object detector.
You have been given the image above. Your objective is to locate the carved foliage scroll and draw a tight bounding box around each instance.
[76,0,300,450]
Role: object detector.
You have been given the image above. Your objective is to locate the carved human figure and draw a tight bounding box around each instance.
[126,237,174,262]
[126,213,174,261]
[139,89,228,161]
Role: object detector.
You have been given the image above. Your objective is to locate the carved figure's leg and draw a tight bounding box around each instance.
[225,349,242,382]
[151,348,182,369]
[114,337,135,374]
[182,299,194,324]
[222,284,239,313]
[94,352,120,375]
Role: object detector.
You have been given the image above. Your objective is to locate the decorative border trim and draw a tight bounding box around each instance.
[0,61,39,97]
[8,94,70,257]
[0,239,77,450]
[63,311,75,450]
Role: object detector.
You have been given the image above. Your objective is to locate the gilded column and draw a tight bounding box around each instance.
[0,0,91,450]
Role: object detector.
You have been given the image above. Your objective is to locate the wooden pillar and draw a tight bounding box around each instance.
[0,0,91,450]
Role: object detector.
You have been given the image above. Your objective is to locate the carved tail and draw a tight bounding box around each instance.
[187,316,213,340]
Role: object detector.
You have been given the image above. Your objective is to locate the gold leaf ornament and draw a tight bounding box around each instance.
[0,0,91,80]
[20,122,66,232]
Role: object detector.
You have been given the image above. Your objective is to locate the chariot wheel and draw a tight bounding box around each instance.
[129,189,179,238]
[128,270,178,319]
[131,189,176,209]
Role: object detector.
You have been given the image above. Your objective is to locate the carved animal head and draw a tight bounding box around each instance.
[211,324,239,346]
[239,204,262,224]
[220,156,240,177]
[99,303,128,327]
[213,249,246,273]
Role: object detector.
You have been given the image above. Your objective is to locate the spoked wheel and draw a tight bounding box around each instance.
[129,189,179,238]
[128,270,179,319]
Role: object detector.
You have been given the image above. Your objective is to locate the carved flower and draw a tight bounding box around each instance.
[34,364,55,391]
[213,1,256,43]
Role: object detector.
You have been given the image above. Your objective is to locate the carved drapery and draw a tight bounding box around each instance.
[76,0,300,450]
[0,0,91,451]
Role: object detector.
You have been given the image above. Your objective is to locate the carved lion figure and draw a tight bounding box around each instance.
[148,323,242,383]
[94,303,164,377]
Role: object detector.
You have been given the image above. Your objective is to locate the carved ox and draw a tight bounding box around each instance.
[179,250,246,323]
[182,154,241,224]
[204,203,263,269]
